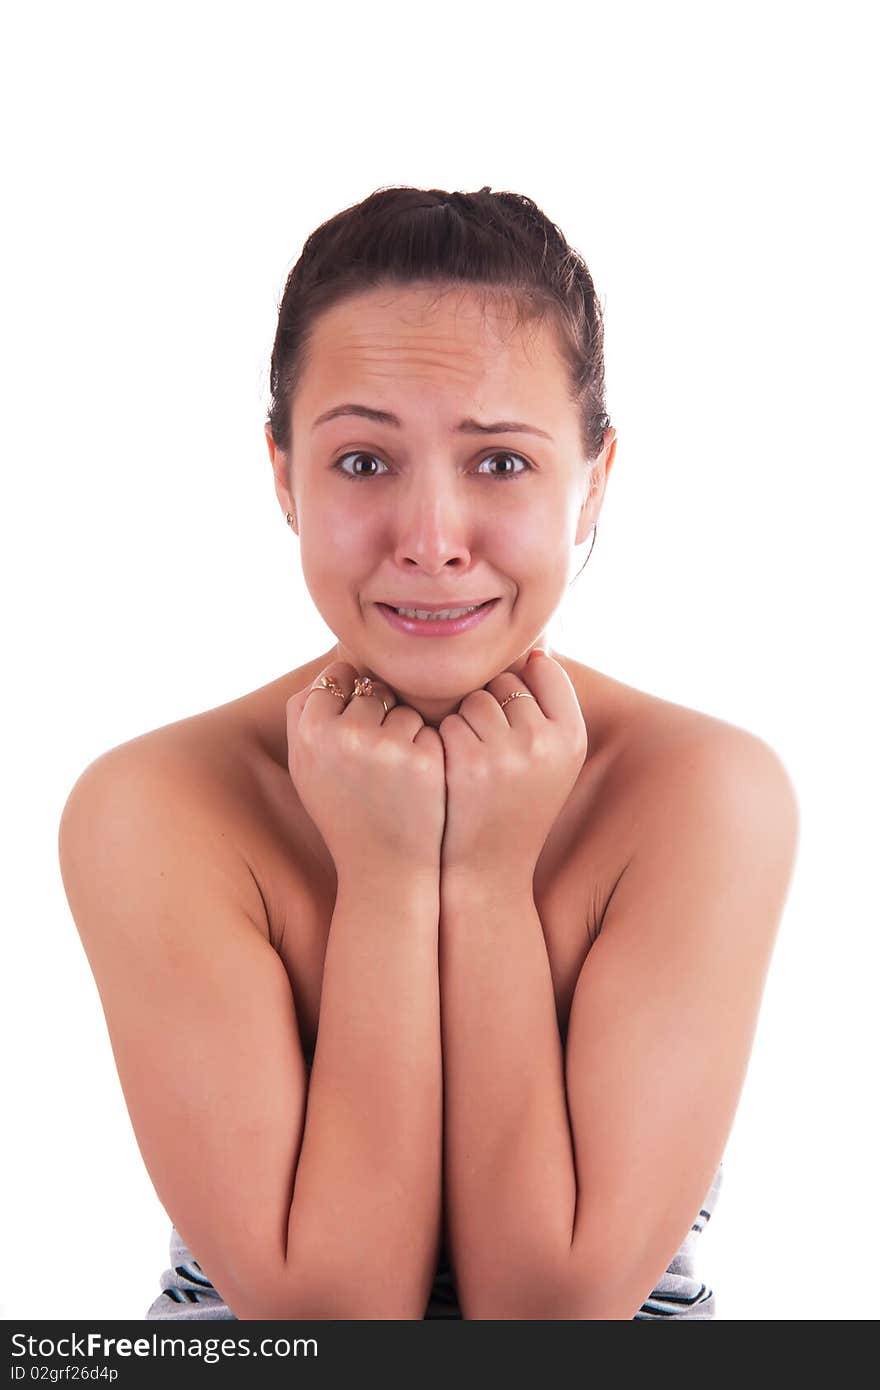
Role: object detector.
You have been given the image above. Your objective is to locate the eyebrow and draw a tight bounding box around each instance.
[312,402,554,441]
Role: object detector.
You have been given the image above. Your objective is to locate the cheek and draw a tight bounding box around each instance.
[298,508,376,622]
[314,487,366,531]
[301,502,375,562]
[491,515,564,574]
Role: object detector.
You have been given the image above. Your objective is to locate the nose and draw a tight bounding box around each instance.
[390,473,474,573]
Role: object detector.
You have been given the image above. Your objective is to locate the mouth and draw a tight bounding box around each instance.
[375,597,500,636]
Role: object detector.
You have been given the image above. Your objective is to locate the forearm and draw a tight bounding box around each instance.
[439,872,576,1318]
[283,868,443,1318]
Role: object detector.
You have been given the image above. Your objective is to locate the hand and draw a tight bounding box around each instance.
[286,660,446,881]
[437,651,589,886]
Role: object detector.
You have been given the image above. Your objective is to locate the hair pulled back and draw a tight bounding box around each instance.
[266,185,612,466]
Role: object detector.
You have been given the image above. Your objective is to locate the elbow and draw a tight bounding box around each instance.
[459,1255,641,1322]
[226,1203,442,1320]
[230,1257,428,1321]
[456,1252,579,1321]
[235,1292,425,1320]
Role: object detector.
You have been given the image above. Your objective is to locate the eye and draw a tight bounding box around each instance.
[331,449,533,481]
[476,451,532,479]
[332,451,390,480]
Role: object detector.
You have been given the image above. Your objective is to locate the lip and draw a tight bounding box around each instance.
[378,599,496,611]
[375,598,500,637]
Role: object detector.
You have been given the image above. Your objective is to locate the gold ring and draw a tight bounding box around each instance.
[352,675,390,717]
[306,673,391,717]
[499,691,537,710]
[307,674,346,701]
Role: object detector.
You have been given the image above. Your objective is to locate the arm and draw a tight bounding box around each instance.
[440,729,800,1319]
[439,872,574,1319]
[58,743,442,1320]
[289,866,443,1318]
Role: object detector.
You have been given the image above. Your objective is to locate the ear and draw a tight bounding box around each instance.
[264,421,277,463]
[574,427,616,546]
[266,423,296,526]
[602,426,617,483]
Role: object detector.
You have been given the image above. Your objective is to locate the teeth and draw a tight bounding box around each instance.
[394,604,483,621]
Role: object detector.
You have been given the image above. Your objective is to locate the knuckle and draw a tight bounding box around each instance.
[338,724,365,757]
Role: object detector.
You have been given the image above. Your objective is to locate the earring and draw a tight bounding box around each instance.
[285,511,296,528]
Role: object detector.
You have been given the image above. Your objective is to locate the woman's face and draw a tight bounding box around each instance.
[267,282,616,727]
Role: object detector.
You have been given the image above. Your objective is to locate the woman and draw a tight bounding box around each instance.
[58,185,799,1320]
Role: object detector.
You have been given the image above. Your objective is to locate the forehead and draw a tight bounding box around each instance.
[298,283,571,405]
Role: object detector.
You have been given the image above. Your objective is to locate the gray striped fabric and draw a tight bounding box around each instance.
[146,1051,723,1321]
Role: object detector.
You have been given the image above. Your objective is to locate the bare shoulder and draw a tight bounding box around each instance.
[591,671,801,900]
[59,672,319,954]
[559,657,800,872]
[623,687,798,825]
[567,657,796,792]
[60,658,309,822]
[60,710,262,848]
[59,700,262,895]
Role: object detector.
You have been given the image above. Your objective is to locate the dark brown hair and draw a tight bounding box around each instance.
[266,184,612,465]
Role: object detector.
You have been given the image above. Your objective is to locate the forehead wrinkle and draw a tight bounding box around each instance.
[315,298,529,357]
[320,362,510,409]
[318,330,538,382]
[321,324,508,356]
[303,297,563,423]
[317,337,512,390]
[325,336,491,361]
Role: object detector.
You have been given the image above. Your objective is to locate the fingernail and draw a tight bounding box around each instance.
[529,646,546,661]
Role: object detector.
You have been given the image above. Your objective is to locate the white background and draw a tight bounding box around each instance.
[2,0,877,1321]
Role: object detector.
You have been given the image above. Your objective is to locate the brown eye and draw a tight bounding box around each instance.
[477,451,532,478]
[332,449,533,481]
[333,451,389,480]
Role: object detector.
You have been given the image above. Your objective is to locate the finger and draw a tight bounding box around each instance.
[433,717,472,750]
[347,672,430,746]
[452,687,516,740]
[341,671,400,725]
[517,650,585,727]
[287,660,359,736]
[484,651,573,725]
